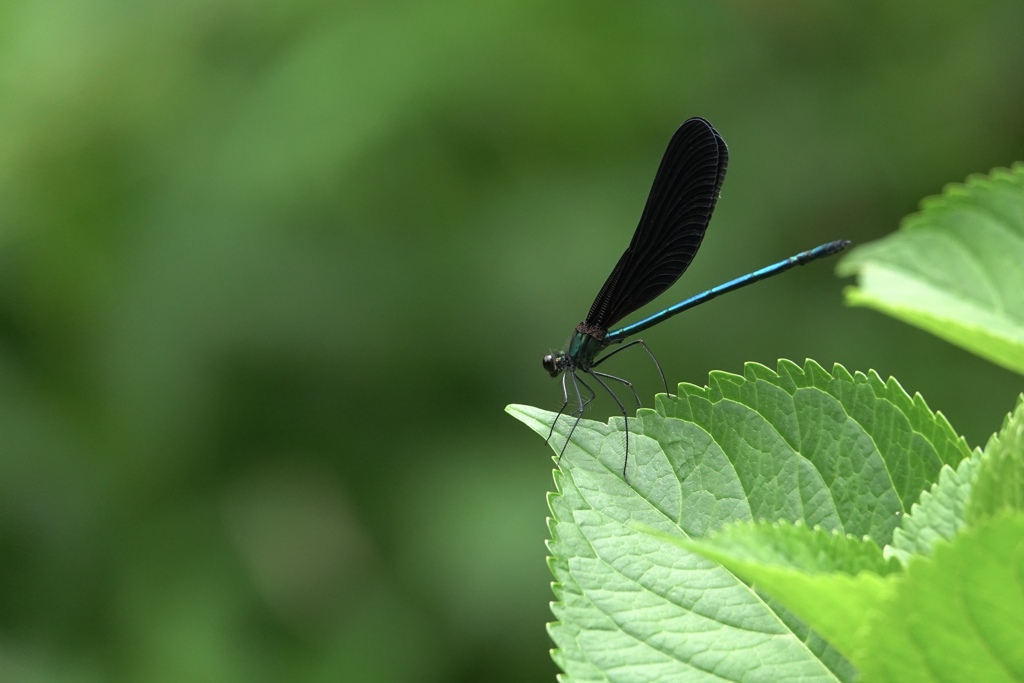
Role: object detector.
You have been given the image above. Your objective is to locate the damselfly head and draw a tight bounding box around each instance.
[542,353,562,377]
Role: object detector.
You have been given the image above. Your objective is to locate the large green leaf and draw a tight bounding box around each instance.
[838,164,1024,375]
[674,521,901,663]
[507,359,971,682]
[676,511,1024,683]
[666,395,1024,683]
[856,512,1024,683]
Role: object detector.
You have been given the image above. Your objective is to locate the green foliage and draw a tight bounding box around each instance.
[839,164,1024,375]
[679,520,901,577]
[675,522,901,663]
[968,395,1024,521]
[510,374,1024,682]
[508,359,974,682]
[682,401,1024,678]
[509,161,1024,680]
[666,360,969,537]
[887,451,979,565]
[684,398,1024,677]
[855,513,1024,683]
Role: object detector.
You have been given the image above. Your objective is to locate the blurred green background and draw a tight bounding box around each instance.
[1,1,1023,681]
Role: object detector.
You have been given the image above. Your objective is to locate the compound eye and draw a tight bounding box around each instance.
[542,354,558,376]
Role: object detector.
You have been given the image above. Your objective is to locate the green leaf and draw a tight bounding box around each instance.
[678,520,900,577]
[855,512,1024,683]
[507,359,972,682]
[838,163,1024,375]
[887,451,979,566]
[668,360,969,543]
[967,394,1024,522]
[670,521,901,662]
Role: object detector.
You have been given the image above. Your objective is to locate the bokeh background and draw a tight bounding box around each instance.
[1,1,1023,681]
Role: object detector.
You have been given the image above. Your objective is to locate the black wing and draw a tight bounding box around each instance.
[584,117,728,331]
